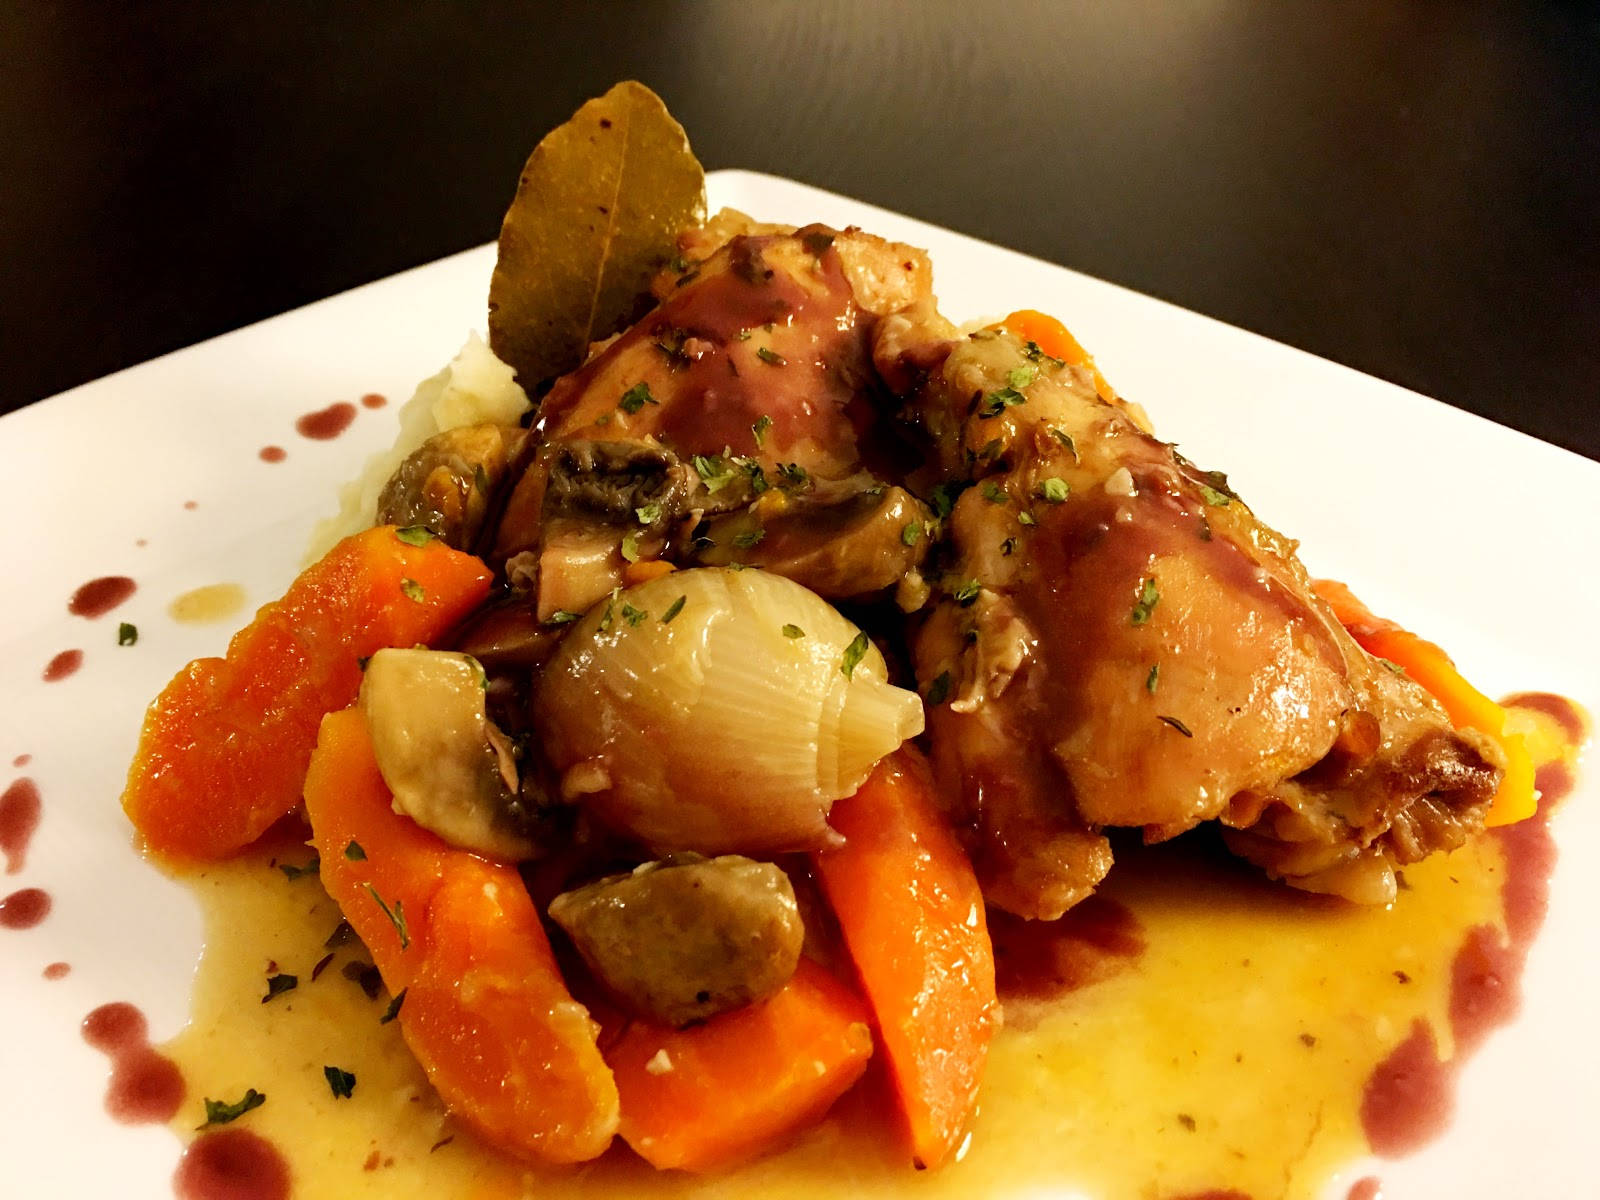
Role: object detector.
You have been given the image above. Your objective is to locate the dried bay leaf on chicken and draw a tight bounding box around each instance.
[488,81,706,392]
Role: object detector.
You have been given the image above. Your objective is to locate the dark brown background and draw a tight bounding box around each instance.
[3,2,1596,459]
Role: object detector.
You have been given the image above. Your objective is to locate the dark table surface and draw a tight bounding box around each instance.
[4,2,1596,460]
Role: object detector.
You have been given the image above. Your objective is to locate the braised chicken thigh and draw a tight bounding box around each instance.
[876,309,1504,918]
[492,218,936,620]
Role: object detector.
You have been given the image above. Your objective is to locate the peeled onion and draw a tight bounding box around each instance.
[534,567,924,854]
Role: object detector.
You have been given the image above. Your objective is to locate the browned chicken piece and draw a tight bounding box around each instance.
[877,311,1504,918]
[492,225,935,618]
[547,853,804,1027]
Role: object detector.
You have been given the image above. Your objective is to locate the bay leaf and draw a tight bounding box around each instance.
[488,81,706,393]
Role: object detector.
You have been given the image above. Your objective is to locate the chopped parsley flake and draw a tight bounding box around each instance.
[262,973,298,1003]
[344,840,366,862]
[1051,428,1078,458]
[978,386,1027,418]
[901,521,923,546]
[1018,510,1038,526]
[635,502,662,525]
[981,481,1008,504]
[1197,483,1232,508]
[692,453,737,493]
[930,480,969,519]
[756,346,787,367]
[1037,477,1070,503]
[400,577,425,603]
[1130,577,1160,626]
[620,603,648,627]
[473,464,490,495]
[598,593,617,632]
[952,578,982,606]
[365,884,410,949]
[1146,663,1161,694]
[545,610,582,626]
[743,461,769,493]
[620,531,642,563]
[661,595,687,624]
[1379,658,1407,676]
[777,462,811,491]
[380,988,407,1025]
[752,413,774,446]
[200,1089,265,1129]
[1001,536,1018,556]
[925,671,952,707]
[1158,714,1194,738]
[732,528,765,550]
[323,1066,357,1100]
[278,856,320,881]
[782,624,806,639]
[840,631,871,680]
[1006,364,1037,389]
[117,621,138,646]
[395,525,435,546]
[618,382,656,414]
[1022,340,1066,368]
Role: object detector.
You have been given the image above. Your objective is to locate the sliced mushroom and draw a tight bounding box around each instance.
[548,854,804,1027]
[691,484,932,598]
[358,648,538,861]
[376,423,526,550]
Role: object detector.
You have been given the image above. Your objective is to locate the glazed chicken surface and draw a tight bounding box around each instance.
[874,307,1504,918]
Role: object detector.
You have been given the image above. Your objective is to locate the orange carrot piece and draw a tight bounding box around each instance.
[122,526,492,860]
[1312,580,1536,827]
[303,707,619,1164]
[1001,308,1117,402]
[812,747,997,1169]
[608,958,873,1172]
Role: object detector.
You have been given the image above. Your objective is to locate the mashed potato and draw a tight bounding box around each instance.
[304,332,530,562]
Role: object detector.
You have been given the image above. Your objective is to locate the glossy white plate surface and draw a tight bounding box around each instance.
[2,171,1596,1199]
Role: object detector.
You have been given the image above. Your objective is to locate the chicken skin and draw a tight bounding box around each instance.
[876,308,1504,918]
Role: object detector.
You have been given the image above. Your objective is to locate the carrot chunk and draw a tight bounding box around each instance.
[303,707,620,1164]
[122,526,491,860]
[813,747,997,1169]
[1312,579,1535,827]
[608,958,873,1172]
[1000,308,1116,402]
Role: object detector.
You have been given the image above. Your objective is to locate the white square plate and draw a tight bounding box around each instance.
[2,171,1595,1199]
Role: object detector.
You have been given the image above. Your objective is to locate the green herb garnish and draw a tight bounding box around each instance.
[1158,715,1194,738]
[1146,664,1160,694]
[262,973,298,1003]
[840,632,871,680]
[1006,364,1037,389]
[1197,483,1231,508]
[365,884,410,949]
[618,382,656,414]
[952,578,982,606]
[620,603,648,627]
[782,624,805,639]
[400,578,425,603]
[752,414,774,446]
[901,521,923,547]
[620,531,642,562]
[978,387,1027,418]
[117,622,138,646]
[635,502,662,525]
[1051,428,1077,458]
[344,840,366,862]
[925,671,952,707]
[200,1089,265,1129]
[395,525,435,547]
[379,988,407,1025]
[278,856,320,881]
[692,453,736,493]
[1037,477,1069,504]
[981,482,1008,504]
[661,595,687,624]
[732,528,765,550]
[323,1066,357,1100]
[1130,576,1160,626]
[756,346,787,367]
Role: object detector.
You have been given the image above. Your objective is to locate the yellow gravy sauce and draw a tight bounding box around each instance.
[158,698,1585,1200]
